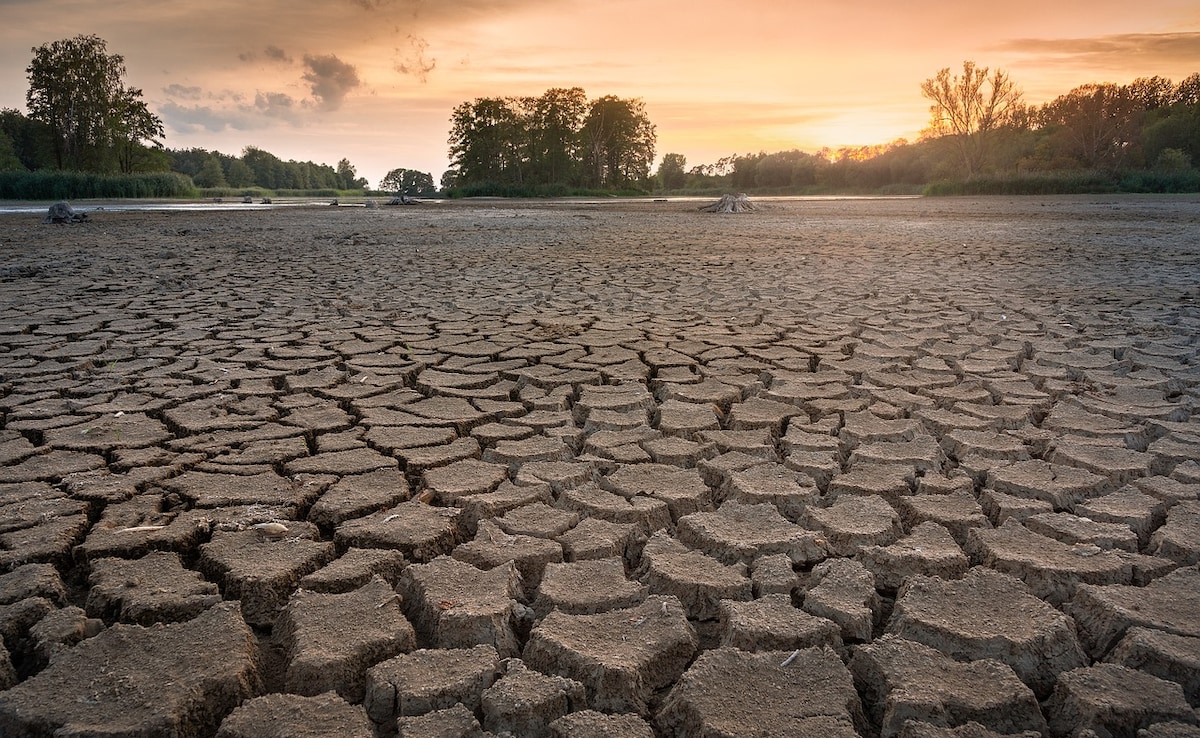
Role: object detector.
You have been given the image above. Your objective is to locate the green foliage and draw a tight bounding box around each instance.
[25,35,164,173]
[0,170,195,199]
[379,168,436,195]
[0,131,25,172]
[448,89,654,192]
[656,153,687,190]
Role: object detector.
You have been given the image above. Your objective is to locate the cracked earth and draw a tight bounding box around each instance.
[0,195,1198,738]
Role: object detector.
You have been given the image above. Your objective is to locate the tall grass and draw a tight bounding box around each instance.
[0,170,197,200]
[925,169,1200,196]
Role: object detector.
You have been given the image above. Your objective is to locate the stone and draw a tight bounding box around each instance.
[86,551,222,624]
[638,532,752,620]
[1044,664,1196,738]
[396,703,486,738]
[1150,500,1200,565]
[718,593,843,653]
[828,462,918,503]
[298,548,407,593]
[0,602,262,738]
[654,646,867,738]
[1050,440,1156,487]
[160,469,327,509]
[422,459,509,503]
[1075,487,1170,548]
[897,491,991,547]
[398,556,525,658]
[198,527,335,627]
[1024,512,1140,552]
[802,558,880,642]
[480,659,586,738]
[533,558,648,616]
[986,459,1110,510]
[363,645,501,725]
[276,577,416,702]
[451,519,563,595]
[857,521,970,592]
[0,563,67,606]
[549,710,655,737]
[496,502,578,538]
[307,468,410,529]
[1067,567,1200,659]
[1106,627,1200,707]
[216,691,374,738]
[599,463,713,522]
[555,517,644,565]
[676,500,828,566]
[889,566,1088,695]
[334,501,464,563]
[965,519,1132,606]
[804,494,904,556]
[849,634,1048,738]
[28,605,104,664]
[522,595,696,715]
[751,552,800,597]
[723,462,820,521]
[557,484,671,533]
[456,480,554,535]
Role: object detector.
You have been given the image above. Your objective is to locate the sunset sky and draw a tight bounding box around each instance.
[1,0,1198,187]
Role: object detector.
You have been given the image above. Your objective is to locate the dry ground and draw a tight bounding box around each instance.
[0,195,1198,737]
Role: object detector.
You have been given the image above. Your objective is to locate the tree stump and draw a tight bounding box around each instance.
[43,201,88,224]
[700,194,756,213]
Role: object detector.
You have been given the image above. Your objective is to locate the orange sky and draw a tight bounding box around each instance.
[1,0,1198,187]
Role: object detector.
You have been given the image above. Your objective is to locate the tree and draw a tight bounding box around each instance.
[920,61,1022,175]
[579,96,656,188]
[193,156,228,188]
[1038,84,1144,169]
[0,131,24,171]
[26,34,163,171]
[526,88,587,185]
[336,158,367,189]
[448,97,525,185]
[656,153,687,190]
[379,168,436,195]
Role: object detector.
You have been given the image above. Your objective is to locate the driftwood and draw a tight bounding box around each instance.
[700,193,756,213]
[386,195,421,205]
[43,201,88,224]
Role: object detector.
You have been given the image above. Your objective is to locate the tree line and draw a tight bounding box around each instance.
[0,34,436,197]
[443,88,656,195]
[658,63,1200,194]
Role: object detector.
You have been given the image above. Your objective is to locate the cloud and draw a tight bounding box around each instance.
[158,101,267,133]
[302,53,361,110]
[264,45,293,63]
[394,35,436,82]
[163,83,203,100]
[997,32,1200,70]
[255,91,303,120]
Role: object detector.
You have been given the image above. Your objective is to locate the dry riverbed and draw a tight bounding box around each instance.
[0,195,1198,737]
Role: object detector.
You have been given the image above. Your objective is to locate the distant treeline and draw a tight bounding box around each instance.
[658,71,1200,195]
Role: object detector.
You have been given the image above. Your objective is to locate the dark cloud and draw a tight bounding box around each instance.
[997,32,1200,69]
[159,101,266,133]
[163,83,203,100]
[255,91,302,120]
[302,53,361,110]
[394,35,435,82]
[264,45,293,63]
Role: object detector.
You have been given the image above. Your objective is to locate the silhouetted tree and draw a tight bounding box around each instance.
[579,96,655,188]
[920,61,1022,175]
[380,168,436,195]
[656,153,687,190]
[26,35,163,172]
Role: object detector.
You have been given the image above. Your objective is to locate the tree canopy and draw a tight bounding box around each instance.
[446,88,655,193]
[379,168,436,195]
[26,34,163,172]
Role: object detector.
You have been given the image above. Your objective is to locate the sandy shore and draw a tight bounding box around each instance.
[0,195,1198,736]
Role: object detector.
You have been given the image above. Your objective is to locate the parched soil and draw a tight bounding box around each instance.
[0,195,1198,737]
